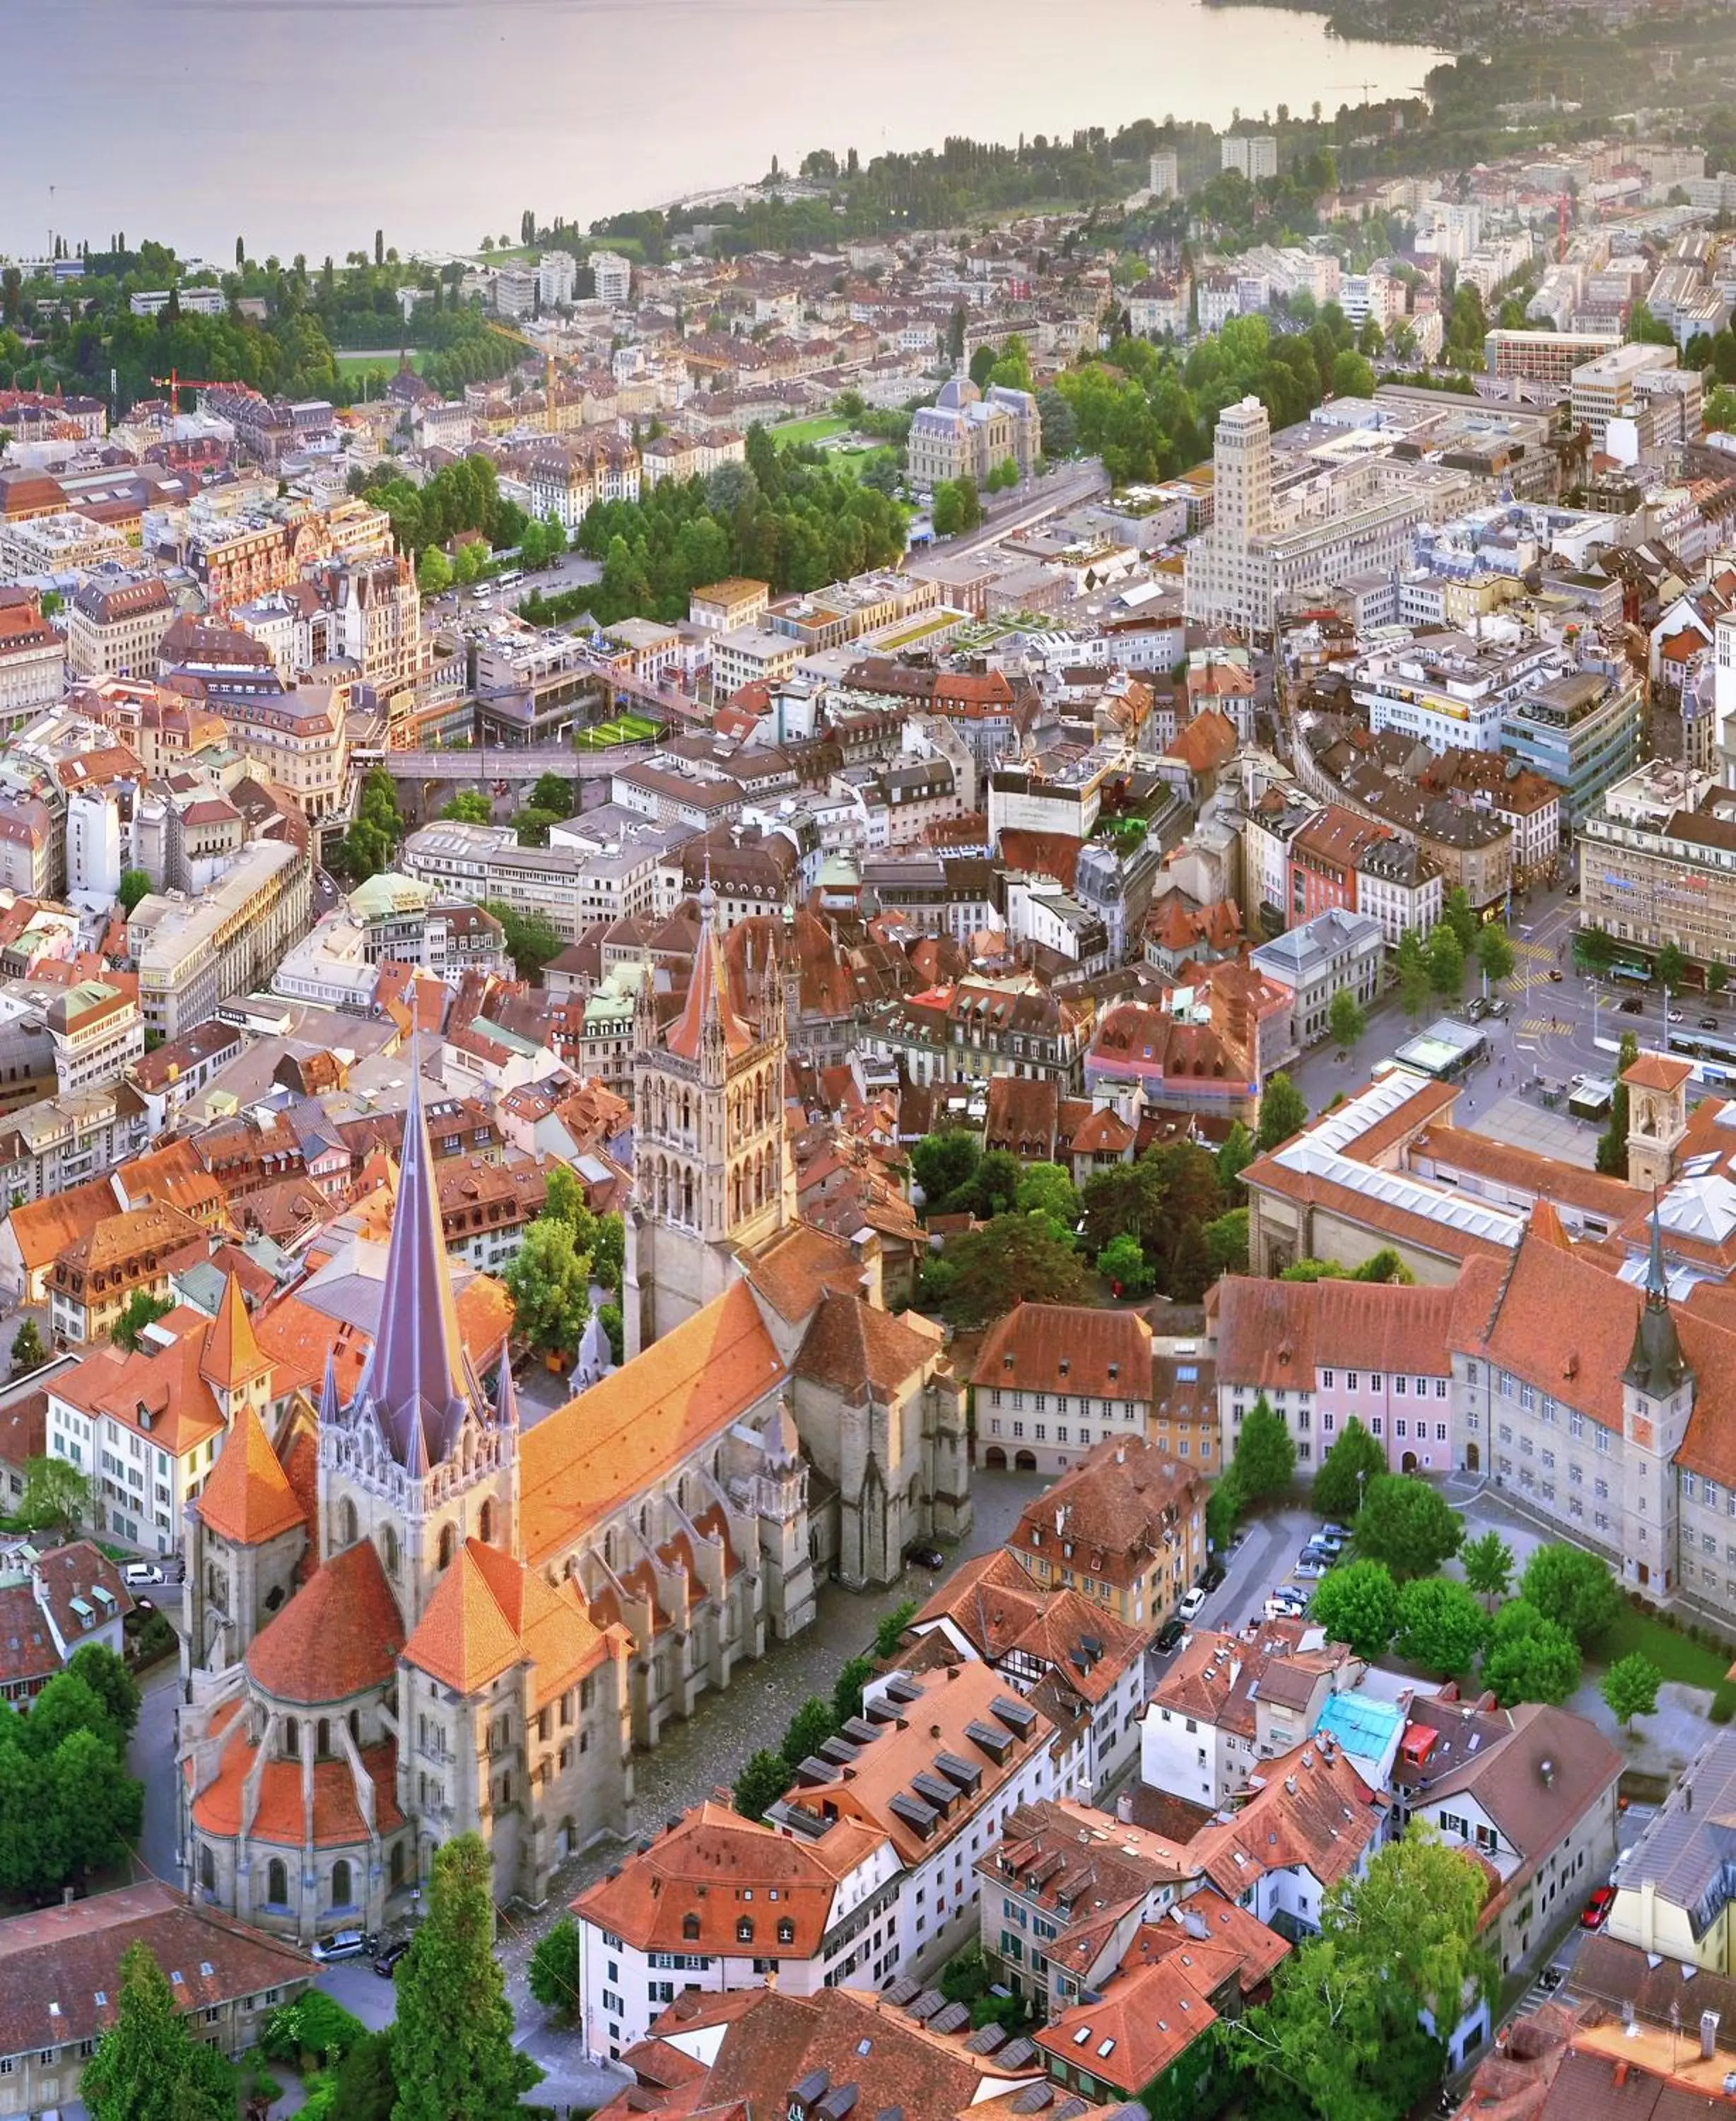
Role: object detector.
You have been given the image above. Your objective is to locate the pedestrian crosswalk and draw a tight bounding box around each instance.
[1520,1017,1559,1037]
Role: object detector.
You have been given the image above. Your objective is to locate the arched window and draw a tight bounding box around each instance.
[283,1717,300,1758]
[683,1912,700,1941]
[777,1917,795,1945]
[390,1841,406,1888]
[339,1497,358,1548]
[199,1844,216,1895]
[316,1718,331,1758]
[382,1524,400,1577]
[266,1858,288,1907]
[736,1916,753,1944]
[438,1523,457,1570]
[332,1858,353,1908]
[479,1500,495,1546]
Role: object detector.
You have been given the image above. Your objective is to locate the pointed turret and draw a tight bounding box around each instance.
[493,1337,520,1433]
[664,872,753,1070]
[200,1270,269,1398]
[317,1348,341,1428]
[1624,1195,1689,1396]
[353,1061,472,1469]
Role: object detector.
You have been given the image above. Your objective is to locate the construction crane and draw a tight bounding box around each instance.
[149,367,227,412]
[486,320,558,435]
[1557,193,1571,264]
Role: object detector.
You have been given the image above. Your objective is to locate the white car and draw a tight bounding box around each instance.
[1265,1593,1308,1620]
[1294,1555,1328,1579]
[122,1562,166,1588]
[1178,1586,1209,1621]
[310,1930,370,1963]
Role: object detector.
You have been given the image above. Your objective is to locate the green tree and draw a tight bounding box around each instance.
[1309,1558,1400,1658]
[67,1644,141,1737]
[50,1725,145,1879]
[1426,921,1465,1001]
[1205,1473,1243,1554]
[1474,923,1515,989]
[529,771,577,817]
[932,1215,1091,1324]
[1520,1543,1622,1650]
[1573,924,1619,974]
[874,1599,917,1659]
[481,899,563,981]
[1232,1395,1296,1504]
[1328,986,1367,1048]
[1442,887,1479,954]
[1330,348,1376,399]
[1217,1119,1255,1200]
[1597,1031,1640,1176]
[1656,941,1687,995]
[390,1835,542,2121]
[117,869,153,913]
[1257,1071,1308,1152]
[1482,1599,1580,1707]
[329,2029,398,2121]
[1313,1417,1387,1522]
[1097,1232,1155,1294]
[732,1747,792,1822]
[1328,1827,1495,2030]
[1459,1529,1513,1610]
[514,806,560,848]
[1397,929,1432,1020]
[83,1941,237,2121]
[110,1290,172,1352]
[502,1218,592,1357]
[8,1319,43,1374]
[911,1130,980,1211]
[1602,1652,1662,1730]
[781,1696,836,1770]
[527,1917,582,2019]
[961,1149,1023,1220]
[439,790,493,824]
[1710,961,1731,996]
[1353,1474,1462,1580]
[832,1654,874,1726]
[1203,1205,1250,1278]
[416,544,453,595]
[1395,1576,1489,1677]
[342,764,404,882]
[1014,1162,1078,1230]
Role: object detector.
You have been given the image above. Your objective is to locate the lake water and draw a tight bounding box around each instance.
[4,0,1440,262]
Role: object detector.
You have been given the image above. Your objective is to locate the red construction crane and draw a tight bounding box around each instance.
[149,367,226,410]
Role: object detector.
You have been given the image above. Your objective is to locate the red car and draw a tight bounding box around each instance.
[1580,1886,1617,1930]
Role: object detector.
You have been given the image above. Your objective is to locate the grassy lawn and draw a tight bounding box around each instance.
[334,349,418,376]
[770,414,848,447]
[1597,1605,1729,1690]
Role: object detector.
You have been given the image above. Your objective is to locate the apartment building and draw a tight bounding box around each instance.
[66,573,176,679]
[1221,134,1278,180]
[689,578,770,632]
[571,1803,901,2057]
[0,596,67,725]
[591,250,633,303]
[768,1661,1071,1977]
[1484,327,1621,385]
[1570,342,1699,450]
[865,978,1084,1091]
[204,681,351,824]
[47,979,143,1097]
[129,838,312,1040]
[710,625,803,697]
[0,1083,151,1205]
[46,1199,204,1348]
[1002,1435,1204,1634]
[1250,909,1384,1049]
[1579,761,1736,972]
[970,1304,1156,1483]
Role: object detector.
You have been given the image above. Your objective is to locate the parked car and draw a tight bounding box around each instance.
[1265,1594,1308,1620]
[1154,1615,1185,1654]
[1487,998,1511,1019]
[123,1563,165,1588]
[903,1542,945,1573]
[1178,1586,1208,1620]
[1311,1532,1346,1556]
[1580,1886,1617,1930]
[1200,1561,1227,1592]
[1319,1523,1353,1541]
[373,1937,411,1977]
[1294,1555,1328,1579]
[311,1931,372,1963]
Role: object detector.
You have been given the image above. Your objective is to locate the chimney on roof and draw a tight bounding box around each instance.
[1116,1792,1133,1824]
[1703,2011,1722,2060]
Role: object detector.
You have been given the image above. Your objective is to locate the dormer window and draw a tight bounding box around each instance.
[778,1918,795,1945]
[683,1912,700,1941]
[737,1917,754,1944]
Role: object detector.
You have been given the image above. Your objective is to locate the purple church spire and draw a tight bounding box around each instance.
[354,1058,473,1470]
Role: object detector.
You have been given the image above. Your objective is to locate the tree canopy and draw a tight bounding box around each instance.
[1313,1418,1386,1521]
[1309,1558,1400,1659]
[924,1215,1091,1325]
[1352,1475,1462,1580]
[83,1941,235,2121]
[1394,1575,1489,1677]
[1231,1396,1296,1504]
[1482,1599,1581,1707]
[1519,1543,1623,1651]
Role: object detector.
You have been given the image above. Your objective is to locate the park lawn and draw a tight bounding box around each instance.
[1597,1605,1729,1690]
[334,349,418,376]
[770,414,848,447]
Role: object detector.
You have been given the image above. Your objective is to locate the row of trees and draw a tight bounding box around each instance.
[732,1608,913,1820]
[0,1647,143,1901]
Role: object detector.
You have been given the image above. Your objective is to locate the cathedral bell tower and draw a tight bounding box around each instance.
[623,875,789,1357]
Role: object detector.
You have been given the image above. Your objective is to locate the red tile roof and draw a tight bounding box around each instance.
[244,1538,404,1705]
